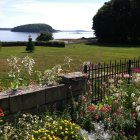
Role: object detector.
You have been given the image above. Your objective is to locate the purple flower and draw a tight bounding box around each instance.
[133,67,140,73]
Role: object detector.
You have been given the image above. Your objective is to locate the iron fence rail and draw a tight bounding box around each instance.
[83,57,140,103]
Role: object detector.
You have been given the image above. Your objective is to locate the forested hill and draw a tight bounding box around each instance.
[11,23,56,33]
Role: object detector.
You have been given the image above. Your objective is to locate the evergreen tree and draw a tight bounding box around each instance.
[26,35,34,53]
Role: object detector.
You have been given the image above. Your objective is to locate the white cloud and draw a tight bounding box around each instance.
[0,1,104,30]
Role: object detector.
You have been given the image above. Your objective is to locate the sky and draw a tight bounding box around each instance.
[0,0,108,30]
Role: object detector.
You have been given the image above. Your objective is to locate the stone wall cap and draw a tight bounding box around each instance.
[60,72,86,79]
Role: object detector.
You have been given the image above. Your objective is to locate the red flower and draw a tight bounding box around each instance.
[0,108,4,117]
[87,105,95,112]
[100,105,112,113]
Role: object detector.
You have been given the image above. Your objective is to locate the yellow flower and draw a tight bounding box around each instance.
[51,131,54,134]
[31,137,35,140]
[59,126,62,130]
[83,136,87,140]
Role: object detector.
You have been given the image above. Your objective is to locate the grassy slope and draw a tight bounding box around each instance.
[0,43,140,82]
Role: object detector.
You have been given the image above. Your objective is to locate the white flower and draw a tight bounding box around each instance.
[132,102,136,107]
[109,78,114,83]
[136,106,140,112]
[138,112,140,118]
[131,93,135,98]
[137,97,140,104]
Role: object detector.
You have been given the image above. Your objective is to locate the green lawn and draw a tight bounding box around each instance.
[0,43,140,85]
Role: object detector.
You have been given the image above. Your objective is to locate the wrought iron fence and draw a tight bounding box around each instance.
[83,57,140,103]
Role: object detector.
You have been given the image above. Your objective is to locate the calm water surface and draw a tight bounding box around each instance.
[0,30,94,41]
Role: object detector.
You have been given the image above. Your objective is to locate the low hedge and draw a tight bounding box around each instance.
[1,41,27,46]
[45,40,65,48]
[1,41,65,48]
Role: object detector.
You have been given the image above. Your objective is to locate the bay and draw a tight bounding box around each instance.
[0,30,94,41]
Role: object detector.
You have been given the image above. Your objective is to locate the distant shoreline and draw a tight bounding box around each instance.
[0,28,11,30]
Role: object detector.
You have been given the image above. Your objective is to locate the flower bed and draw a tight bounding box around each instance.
[73,73,140,139]
[0,56,140,139]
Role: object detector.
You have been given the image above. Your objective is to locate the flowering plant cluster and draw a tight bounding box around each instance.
[6,56,72,90]
[73,72,140,139]
[7,56,35,90]
[35,56,72,86]
[0,113,84,140]
[32,118,84,140]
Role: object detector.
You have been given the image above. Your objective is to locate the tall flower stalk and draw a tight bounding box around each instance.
[7,56,35,90]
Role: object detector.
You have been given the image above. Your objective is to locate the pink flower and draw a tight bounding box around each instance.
[107,117,111,123]
[95,114,99,120]
[123,73,130,78]
[117,108,122,113]
[81,96,86,103]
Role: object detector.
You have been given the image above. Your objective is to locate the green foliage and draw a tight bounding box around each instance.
[36,32,53,41]
[93,0,140,44]
[11,23,55,33]
[26,36,35,52]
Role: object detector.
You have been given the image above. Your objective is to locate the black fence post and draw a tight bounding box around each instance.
[83,65,88,74]
[128,60,131,84]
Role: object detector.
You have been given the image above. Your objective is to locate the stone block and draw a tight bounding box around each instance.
[9,94,22,114]
[22,89,45,110]
[45,84,68,104]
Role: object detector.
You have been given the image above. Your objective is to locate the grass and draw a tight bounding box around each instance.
[0,43,140,86]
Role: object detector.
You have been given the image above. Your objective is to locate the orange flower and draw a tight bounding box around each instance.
[0,108,4,117]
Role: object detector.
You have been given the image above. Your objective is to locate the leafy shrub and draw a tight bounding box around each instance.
[36,32,53,41]
[26,36,34,52]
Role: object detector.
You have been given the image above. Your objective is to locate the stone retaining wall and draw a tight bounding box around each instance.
[0,72,86,116]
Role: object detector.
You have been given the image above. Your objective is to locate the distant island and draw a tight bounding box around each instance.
[11,23,56,33]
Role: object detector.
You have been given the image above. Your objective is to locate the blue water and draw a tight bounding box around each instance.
[0,30,94,41]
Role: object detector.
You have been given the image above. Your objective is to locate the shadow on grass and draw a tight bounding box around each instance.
[21,51,34,53]
[85,39,140,48]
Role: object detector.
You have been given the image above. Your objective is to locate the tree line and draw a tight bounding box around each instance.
[92,0,140,44]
